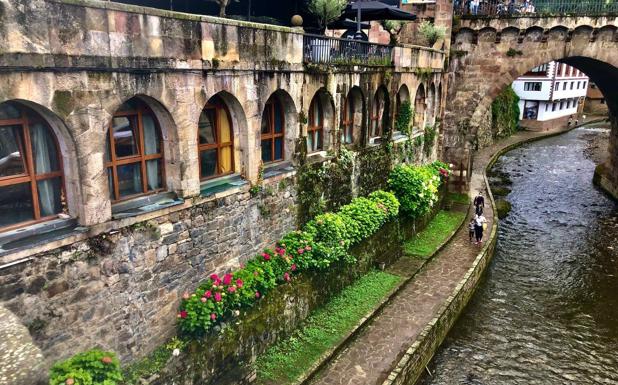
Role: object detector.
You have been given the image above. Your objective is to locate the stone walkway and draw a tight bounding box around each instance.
[309,127,573,385]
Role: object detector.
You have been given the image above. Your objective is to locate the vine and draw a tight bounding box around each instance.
[395,101,414,135]
[491,87,520,138]
[423,125,437,157]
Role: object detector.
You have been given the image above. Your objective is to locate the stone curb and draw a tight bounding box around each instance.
[379,125,591,385]
[292,202,471,385]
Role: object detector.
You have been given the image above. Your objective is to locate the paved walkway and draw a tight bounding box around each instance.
[309,127,572,385]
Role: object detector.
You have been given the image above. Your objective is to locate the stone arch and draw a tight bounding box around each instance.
[341,86,365,146]
[500,26,520,43]
[307,87,335,152]
[454,27,476,45]
[478,27,498,43]
[0,99,83,223]
[370,85,390,140]
[197,91,249,180]
[107,94,182,196]
[395,84,411,133]
[571,25,594,41]
[524,26,545,42]
[414,83,426,129]
[260,89,298,162]
[548,25,569,41]
[597,25,617,41]
[427,83,437,125]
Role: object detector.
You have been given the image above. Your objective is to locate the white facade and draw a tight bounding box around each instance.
[511,61,588,122]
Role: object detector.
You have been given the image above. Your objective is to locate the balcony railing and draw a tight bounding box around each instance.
[303,34,393,66]
[454,0,618,17]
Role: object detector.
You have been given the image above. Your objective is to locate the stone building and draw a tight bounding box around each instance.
[585,81,609,115]
[0,0,451,381]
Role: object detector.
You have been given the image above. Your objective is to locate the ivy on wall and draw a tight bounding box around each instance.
[491,87,520,138]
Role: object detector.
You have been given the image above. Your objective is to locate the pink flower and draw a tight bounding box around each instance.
[179,310,188,319]
[262,252,271,261]
[291,264,297,271]
[223,273,233,285]
[214,292,222,302]
[305,245,312,251]
[276,247,286,256]
[253,271,259,276]
[255,291,261,298]
[182,291,190,300]
[204,290,212,298]
[297,248,304,254]
[239,263,245,269]
[210,313,217,320]
[283,272,290,282]
[228,286,237,293]
[200,297,207,303]
[236,279,244,288]
[210,274,219,282]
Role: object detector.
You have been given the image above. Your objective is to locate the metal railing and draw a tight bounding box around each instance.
[454,0,618,17]
[303,34,393,66]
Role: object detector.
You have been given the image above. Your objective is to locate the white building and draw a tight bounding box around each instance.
[511,61,588,129]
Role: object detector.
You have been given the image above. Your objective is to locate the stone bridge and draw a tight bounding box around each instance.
[443,15,618,196]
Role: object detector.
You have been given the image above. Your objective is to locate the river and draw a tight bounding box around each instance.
[417,125,618,385]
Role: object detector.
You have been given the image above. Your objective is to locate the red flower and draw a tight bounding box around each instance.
[214,292,222,302]
[262,252,271,261]
[255,291,261,298]
[283,272,290,282]
[211,313,217,320]
[276,247,286,256]
[223,273,233,285]
[291,264,297,271]
[228,286,237,293]
[236,279,244,288]
[204,290,212,298]
[210,274,219,282]
[297,248,304,254]
[179,310,188,319]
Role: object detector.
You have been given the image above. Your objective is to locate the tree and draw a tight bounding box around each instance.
[207,0,239,17]
[308,0,348,31]
[418,20,446,47]
[381,20,405,45]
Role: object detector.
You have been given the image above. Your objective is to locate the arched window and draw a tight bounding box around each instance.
[414,84,426,129]
[341,95,354,144]
[198,96,234,180]
[370,88,388,138]
[261,97,284,163]
[0,102,65,231]
[106,98,164,202]
[307,96,324,152]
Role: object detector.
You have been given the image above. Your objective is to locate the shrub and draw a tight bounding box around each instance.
[305,213,350,265]
[388,164,441,218]
[368,190,400,220]
[418,20,446,46]
[339,198,386,244]
[49,349,122,385]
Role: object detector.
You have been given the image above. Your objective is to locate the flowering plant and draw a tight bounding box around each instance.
[49,349,122,385]
[388,163,443,218]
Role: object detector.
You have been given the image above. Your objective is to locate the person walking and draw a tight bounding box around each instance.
[474,213,487,245]
[474,191,485,215]
[468,218,476,243]
[471,0,480,15]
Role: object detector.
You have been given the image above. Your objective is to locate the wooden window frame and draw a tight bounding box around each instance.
[261,99,285,163]
[341,95,354,145]
[198,100,235,181]
[0,106,65,232]
[106,101,165,202]
[307,98,324,152]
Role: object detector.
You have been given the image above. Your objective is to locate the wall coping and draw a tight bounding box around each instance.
[50,0,305,35]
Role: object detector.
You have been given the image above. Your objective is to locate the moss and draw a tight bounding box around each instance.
[491,87,520,139]
[52,91,74,117]
[358,146,393,196]
[495,199,512,219]
[491,186,512,196]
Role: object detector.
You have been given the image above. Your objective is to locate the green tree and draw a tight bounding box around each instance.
[381,20,405,45]
[308,0,348,31]
[418,20,446,47]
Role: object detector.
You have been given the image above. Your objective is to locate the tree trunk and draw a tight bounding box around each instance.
[219,0,228,17]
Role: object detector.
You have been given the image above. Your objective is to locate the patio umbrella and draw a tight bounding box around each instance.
[328,18,370,30]
[343,1,417,34]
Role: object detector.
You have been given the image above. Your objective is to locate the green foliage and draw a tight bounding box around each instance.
[49,349,122,385]
[307,0,347,30]
[506,48,523,57]
[403,210,466,258]
[368,190,400,221]
[253,271,402,384]
[395,101,414,135]
[414,135,424,147]
[414,67,433,82]
[418,20,446,46]
[491,87,520,138]
[381,20,405,44]
[122,338,188,385]
[447,192,470,205]
[388,163,442,218]
[423,125,437,157]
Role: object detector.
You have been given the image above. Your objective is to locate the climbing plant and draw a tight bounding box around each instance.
[423,125,437,157]
[491,87,520,138]
[395,101,414,135]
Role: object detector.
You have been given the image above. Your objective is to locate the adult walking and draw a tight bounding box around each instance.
[474,213,487,245]
[473,191,485,215]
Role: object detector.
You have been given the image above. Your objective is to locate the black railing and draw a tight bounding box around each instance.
[303,34,393,66]
[454,0,618,16]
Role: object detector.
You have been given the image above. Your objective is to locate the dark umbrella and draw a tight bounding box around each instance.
[328,18,371,30]
[344,1,416,35]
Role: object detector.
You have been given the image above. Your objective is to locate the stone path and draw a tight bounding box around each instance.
[309,127,572,385]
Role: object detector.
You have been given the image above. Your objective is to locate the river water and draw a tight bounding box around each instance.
[417,126,618,385]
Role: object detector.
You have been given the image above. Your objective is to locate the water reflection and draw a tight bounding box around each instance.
[418,127,618,385]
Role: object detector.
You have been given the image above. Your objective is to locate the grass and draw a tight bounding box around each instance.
[447,192,470,205]
[404,210,466,258]
[253,271,402,384]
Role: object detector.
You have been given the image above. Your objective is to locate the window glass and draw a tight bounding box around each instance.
[200,149,217,179]
[146,159,162,191]
[219,146,233,174]
[117,163,143,198]
[261,107,271,135]
[30,123,60,174]
[0,183,34,227]
[261,139,272,163]
[0,103,21,120]
[112,116,139,158]
[142,115,161,155]
[0,125,26,177]
[274,137,283,160]
[199,109,217,145]
[37,177,63,217]
[274,102,283,134]
[219,108,232,143]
